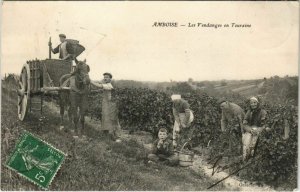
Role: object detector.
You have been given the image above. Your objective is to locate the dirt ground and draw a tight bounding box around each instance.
[1,81,274,191]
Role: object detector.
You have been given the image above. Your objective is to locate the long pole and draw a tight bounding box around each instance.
[48,37,52,59]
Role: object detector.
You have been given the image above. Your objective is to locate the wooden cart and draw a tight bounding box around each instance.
[17,59,72,120]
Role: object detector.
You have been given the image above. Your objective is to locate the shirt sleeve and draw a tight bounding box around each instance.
[173,107,180,123]
[164,139,173,156]
[260,110,267,127]
[181,101,190,124]
[184,109,191,125]
[236,108,244,125]
[102,83,114,90]
[152,139,159,154]
[237,113,245,133]
[53,45,59,54]
[221,110,227,131]
[182,100,190,110]
[243,110,251,125]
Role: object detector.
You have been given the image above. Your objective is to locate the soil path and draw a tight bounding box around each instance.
[121,130,274,191]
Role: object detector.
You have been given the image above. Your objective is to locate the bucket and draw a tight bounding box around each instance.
[175,142,194,167]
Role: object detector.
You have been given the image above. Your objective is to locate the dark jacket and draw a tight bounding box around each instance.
[53,41,74,59]
[152,137,173,156]
[243,106,267,128]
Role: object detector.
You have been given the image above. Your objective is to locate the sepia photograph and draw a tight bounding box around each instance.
[1,1,299,191]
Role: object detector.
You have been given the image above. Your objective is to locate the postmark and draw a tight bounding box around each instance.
[5,131,66,189]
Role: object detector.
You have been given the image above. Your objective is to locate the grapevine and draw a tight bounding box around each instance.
[83,85,298,187]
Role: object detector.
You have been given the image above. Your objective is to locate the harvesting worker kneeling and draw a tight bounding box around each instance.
[171,94,194,149]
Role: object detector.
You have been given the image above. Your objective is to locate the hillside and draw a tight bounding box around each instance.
[1,76,297,191]
[1,79,236,191]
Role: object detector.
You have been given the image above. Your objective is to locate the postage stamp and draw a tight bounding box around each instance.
[5,131,66,189]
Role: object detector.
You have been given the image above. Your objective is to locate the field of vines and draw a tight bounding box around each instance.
[87,84,297,188]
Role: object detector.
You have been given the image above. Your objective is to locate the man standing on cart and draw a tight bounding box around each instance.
[48,34,73,60]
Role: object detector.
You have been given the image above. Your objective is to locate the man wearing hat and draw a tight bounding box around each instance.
[49,34,73,60]
[171,94,194,149]
[91,73,121,142]
[218,98,245,158]
[90,73,114,90]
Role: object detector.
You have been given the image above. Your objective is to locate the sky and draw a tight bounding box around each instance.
[1,1,299,82]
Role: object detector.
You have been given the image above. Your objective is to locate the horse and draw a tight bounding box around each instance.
[59,60,90,135]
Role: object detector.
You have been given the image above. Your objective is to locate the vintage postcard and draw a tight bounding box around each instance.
[1,1,298,191]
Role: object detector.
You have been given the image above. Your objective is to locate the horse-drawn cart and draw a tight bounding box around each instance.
[17,37,86,121]
[17,59,72,120]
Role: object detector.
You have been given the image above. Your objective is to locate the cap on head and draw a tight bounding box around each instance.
[103,72,112,79]
[250,97,259,103]
[171,94,181,101]
[59,34,66,38]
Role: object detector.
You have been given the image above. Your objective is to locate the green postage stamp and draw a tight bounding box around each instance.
[6,131,66,189]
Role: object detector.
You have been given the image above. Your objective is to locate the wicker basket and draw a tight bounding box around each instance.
[175,142,194,167]
[66,39,85,58]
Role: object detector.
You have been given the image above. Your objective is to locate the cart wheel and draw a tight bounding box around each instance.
[17,64,30,121]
